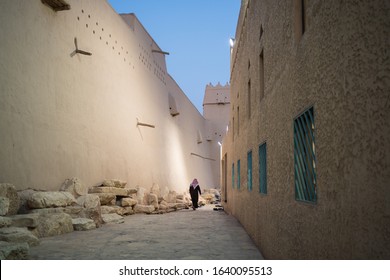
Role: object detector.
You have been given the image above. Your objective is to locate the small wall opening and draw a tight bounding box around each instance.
[168,94,180,117]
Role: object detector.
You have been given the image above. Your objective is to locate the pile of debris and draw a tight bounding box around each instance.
[0,178,197,259]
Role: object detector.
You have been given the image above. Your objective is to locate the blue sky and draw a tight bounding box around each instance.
[107,0,240,113]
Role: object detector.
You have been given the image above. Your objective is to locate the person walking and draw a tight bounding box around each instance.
[189,178,201,210]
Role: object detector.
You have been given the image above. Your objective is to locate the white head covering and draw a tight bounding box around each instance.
[191,178,198,187]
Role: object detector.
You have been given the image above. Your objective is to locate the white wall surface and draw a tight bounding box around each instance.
[0,0,218,192]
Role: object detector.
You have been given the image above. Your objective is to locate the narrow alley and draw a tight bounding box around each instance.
[28,204,263,260]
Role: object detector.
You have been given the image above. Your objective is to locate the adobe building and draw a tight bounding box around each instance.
[202,82,231,190]
[222,0,390,259]
[0,0,222,193]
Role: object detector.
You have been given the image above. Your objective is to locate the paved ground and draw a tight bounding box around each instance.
[29,204,264,260]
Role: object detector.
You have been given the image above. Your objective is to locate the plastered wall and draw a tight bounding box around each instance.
[223,0,390,259]
[0,0,218,192]
[203,83,231,190]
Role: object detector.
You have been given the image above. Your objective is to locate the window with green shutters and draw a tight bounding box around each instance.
[259,143,267,194]
[247,151,252,191]
[294,107,317,202]
[232,163,235,189]
[237,159,241,189]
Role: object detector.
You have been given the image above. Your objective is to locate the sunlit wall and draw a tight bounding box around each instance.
[0,0,219,192]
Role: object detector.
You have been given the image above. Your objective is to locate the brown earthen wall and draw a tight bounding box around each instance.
[222,0,390,259]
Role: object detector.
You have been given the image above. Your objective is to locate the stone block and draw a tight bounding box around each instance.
[17,189,36,214]
[102,213,124,224]
[0,227,40,246]
[76,194,100,209]
[60,177,88,198]
[0,241,29,260]
[72,218,96,231]
[0,216,12,228]
[27,191,76,209]
[0,183,20,215]
[135,186,147,204]
[121,197,137,207]
[35,213,73,238]
[101,205,118,214]
[102,179,127,188]
[10,213,40,228]
[90,187,136,197]
[122,207,134,215]
[94,193,116,205]
[166,191,177,203]
[150,183,160,197]
[147,193,159,209]
[134,204,155,214]
[0,197,10,216]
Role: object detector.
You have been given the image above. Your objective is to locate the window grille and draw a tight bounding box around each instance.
[294,107,317,202]
[237,160,241,189]
[247,151,252,191]
[232,163,235,189]
[259,143,267,194]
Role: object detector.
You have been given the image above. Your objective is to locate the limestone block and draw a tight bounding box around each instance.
[72,218,96,231]
[184,196,191,204]
[0,227,40,246]
[150,183,160,197]
[0,197,10,216]
[60,177,87,198]
[27,191,76,209]
[0,183,20,215]
[90,187,136,197]
[94,193,116,205]
[63,205,85,217]
[39,205,101,228]
[174,203,188,210]
[0,216,12,228]
[158,200,169,211]
[82,207,103,228]
[17,189,36,214]
[122,207,134,215]
[166,203,187,211]
[147,193,159,209]
[101,205,118,214]
[102,213,124,224]
[134,204,155,214]
[121,197,137,207]
[30,206,82,216]
[166,191,177,203]
[122,188,137,196]
[159,203,168,211]
[201,193,215,200]
[136,186,147,204]
[102,179,127,188]
[77,194,103,227]
[204,188,221,201]
[10,213,40,228]
[35,213,73,238]
[160,200,168,207]
[0,241,29,260]
[160,186,170,200]
[76,194,100,209]
[176,194,184,200]
[201,193,215,204]
[198,197,206,207]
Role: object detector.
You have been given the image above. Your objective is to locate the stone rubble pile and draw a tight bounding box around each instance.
[0,179,223,260]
